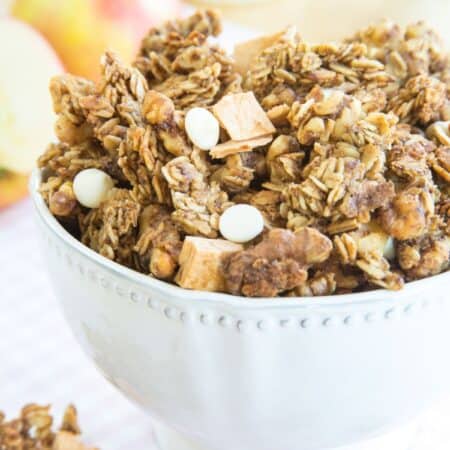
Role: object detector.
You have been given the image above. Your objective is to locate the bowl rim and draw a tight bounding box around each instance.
[30,168,449,310]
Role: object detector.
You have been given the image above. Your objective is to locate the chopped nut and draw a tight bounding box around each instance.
[380,187,431,240]
[134,204,182,280]
[398,236,450,279]
[430,146,450,182]
[267,104,291,125]
[224,228,332,296]
[49,181,78,217]
[294,272,337,297]
[150,248,178,279]
[398,243,422,270]
[142,90,191,157]
[358,229,389,258]
[267,135,304,183]
[212,92,275,141]
[175,236,243,292]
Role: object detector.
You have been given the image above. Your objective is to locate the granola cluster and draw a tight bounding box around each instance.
[0,404,97,450]
[38,11,450,297]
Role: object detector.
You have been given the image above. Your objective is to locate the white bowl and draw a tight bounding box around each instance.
[30,170,450,450]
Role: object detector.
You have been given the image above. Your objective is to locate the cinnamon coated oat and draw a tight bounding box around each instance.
[38,10,449,297]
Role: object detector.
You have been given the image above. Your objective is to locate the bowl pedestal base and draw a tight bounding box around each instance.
[152,419,418,450]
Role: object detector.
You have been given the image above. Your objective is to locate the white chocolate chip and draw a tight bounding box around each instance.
[383,236,396,260]
[219,204,264,243]
[73,168,114,208]
[185,107,220,150]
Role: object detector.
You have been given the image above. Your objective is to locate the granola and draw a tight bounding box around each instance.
[39,11,449,297]
[225,228,332,296]
[0,404,97,450]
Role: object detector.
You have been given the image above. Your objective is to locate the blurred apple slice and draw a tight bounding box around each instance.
[0,170,28,209]
[12,0,180,80]
[0,18,63,174]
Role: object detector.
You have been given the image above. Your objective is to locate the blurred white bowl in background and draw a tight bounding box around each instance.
[190,0,450,46]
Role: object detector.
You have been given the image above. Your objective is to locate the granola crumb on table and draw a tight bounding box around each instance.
[0,404,97,450]
[38,10,450,298]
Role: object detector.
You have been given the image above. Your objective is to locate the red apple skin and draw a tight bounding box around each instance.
[11,0,181,80]
[0,172,28,209]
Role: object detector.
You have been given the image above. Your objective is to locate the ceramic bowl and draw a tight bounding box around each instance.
[30,170,450,450]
